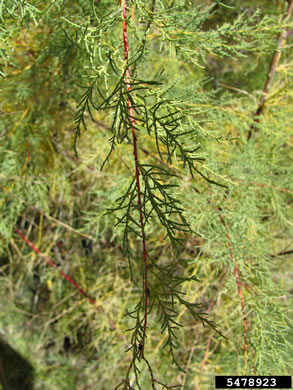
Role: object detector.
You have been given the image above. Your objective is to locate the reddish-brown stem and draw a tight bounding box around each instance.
[120,0,148,357]
[248,0,293,139]
[216,213,248,370]
[15,228,127,342]
[271,249,293,257]
[15,228,97,305]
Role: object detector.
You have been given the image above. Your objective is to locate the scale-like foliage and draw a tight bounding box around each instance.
[0,0,292,389]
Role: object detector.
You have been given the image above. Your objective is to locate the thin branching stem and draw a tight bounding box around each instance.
[15,228,127,343]
[216,211,248,371]
[120,0,148,357]
[248,0,293,139]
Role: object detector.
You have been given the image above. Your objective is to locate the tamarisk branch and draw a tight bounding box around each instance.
[120,0,149,358]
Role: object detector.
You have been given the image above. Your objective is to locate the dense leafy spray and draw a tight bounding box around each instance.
[0,1,293,389]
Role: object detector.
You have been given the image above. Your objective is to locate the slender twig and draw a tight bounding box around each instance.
[15,229,96,301]
[15,228,127,343]
[216,211,248,370]
[248,0,293,139]
[120,0,148,357]
[271,249,293,257]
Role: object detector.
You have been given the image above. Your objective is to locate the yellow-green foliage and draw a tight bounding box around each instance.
[0,1,292,389]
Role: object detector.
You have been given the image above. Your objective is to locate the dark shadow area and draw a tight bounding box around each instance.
[0,338,34,390]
